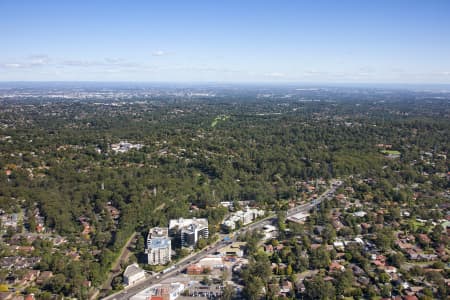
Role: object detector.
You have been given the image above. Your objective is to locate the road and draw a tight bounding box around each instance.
[102,239,231,300]
[104,232,137,288]
[286,179,342,217]
[102,179,343,300]
[93,232,137,299]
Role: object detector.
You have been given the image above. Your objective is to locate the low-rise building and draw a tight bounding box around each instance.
[280,280,293,294]
[123,263,146,286]
[198,256,224,269]
[36,271,53,285]
[130,283,185,300]
[263,225,277,233]
[353,211,367,217]
[287,212,310,224]
[333,241,345,251]
[329,261,345,272]
[221,207,264,232]
[0,213,19,228]
[187,264,204,275]
[111,141,143,153]
[218,242,246,257]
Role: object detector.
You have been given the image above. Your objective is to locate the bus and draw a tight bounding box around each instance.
[161,265,176,274]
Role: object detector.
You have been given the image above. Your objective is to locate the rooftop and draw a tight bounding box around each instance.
[148,227,169,238]
[148,237,170,249]
[169,218,208,230]
[124,263,144,278]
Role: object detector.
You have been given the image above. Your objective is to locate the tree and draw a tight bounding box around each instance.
[277,211,287,238]
[251,253,272,284]
[321,224,336,244]
[220,268,230,284]
[309,246,331,269]
[196,238,208,250]
[335,269,354,296]
[387,253,405,268]
[240,251,272,300]
[375,228,394,250]
[430,224,443,244]
[2,88,449,299]
[176,248,190,259]
[111,275,124,291]
[43,273,67,294]
[304,275,336,300]
[242,276,263,300]
[286,264,293,276]
[201,276,212,286]
[221,283,235,300]
[379,272,390,284]
[39,291,54,300]
[380,284,392,298]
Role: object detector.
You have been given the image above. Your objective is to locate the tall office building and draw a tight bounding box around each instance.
[169,218,209,248]
[145,227,171,265]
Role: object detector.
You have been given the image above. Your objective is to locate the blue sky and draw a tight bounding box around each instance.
[1,0,450,83]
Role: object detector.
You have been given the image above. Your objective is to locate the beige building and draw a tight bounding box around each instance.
[124,263,146,286]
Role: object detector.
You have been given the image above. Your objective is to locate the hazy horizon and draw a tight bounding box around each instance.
[1,80,450,90]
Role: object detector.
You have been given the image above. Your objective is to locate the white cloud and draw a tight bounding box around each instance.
[358,66,375,73]
[61,58,138,68]
[104,57,126,64]
[0,55,51,69]
[62,59,95,67]
[2,63,23,68]
[264,72,285,78]
[303,70,328,76]
[152,50,168,57]
[28,54,50,66]
[2,54,449,83]
[163,65,243,74]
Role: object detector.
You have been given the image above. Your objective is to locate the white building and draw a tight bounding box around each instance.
[123,263,146,286]
[221,206,265,232]
[238,206,265,225]
[263,225,277,233]
[286,212,310,224]
[146,227,171,265]
[220,201,233,209]
[221,219,238,232]
[111,141,143,153]
[0,213,19,229]
[169,218,209,248]
[130,283,185,300]
[198,256,224,269]
[333,241,345,251]
[353,211,367,217]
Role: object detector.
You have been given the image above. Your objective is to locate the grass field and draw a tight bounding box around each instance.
[211,115,230,127]
[381,150,401,155]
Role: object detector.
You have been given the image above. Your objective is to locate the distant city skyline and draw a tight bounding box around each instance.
[1,0,450,84]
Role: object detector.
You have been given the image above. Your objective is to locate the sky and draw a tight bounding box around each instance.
[1,0,450,84]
